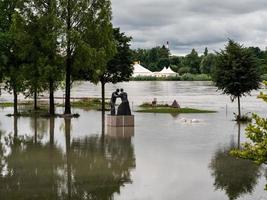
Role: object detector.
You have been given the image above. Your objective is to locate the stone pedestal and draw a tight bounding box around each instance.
[106,115,135,127]
[106,126,135,138]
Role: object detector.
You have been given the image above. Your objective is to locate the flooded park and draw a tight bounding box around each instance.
[0,81,266,200]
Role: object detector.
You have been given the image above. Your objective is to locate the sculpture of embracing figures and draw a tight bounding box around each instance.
[110,88,131,116]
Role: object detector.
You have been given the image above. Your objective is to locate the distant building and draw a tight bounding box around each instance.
[132,62,154,77]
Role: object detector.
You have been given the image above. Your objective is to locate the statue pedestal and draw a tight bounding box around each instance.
[106,126,134,138]
[106,115,135,127]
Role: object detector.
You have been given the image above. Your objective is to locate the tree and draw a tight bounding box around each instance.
[0,1,27,115]
[212,40,261,120]
[60,0,115,114]
[29,0,63,115]
[204,47,208,56]
[99,28,133,112]
[231,81,267,189]
[157,58,170,70]
[184,48,201,74]
[200,53,216,74]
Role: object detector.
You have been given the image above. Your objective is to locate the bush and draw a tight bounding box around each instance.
[261,74,267,81]
[178,67,191,75]
[181,73,194,81]
[194,74,211,81]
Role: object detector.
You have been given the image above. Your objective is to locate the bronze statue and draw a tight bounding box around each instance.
[117,89,131,116]
[110,88,131,116]
[110,89,119,115]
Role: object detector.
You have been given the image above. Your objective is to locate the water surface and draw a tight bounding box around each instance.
[0,81,266,200]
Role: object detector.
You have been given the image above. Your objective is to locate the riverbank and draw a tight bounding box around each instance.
[130,73,211,81]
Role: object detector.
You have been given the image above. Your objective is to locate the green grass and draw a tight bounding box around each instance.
[58,98,110,111]
[137,105,216,114]
[0,98,110,111]
[0,101,33,107]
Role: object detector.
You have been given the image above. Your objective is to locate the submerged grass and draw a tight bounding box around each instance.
[137,103,216,114]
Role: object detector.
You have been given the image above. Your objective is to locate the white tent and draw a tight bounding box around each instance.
[132,62,153,77]
[154,67,178,77]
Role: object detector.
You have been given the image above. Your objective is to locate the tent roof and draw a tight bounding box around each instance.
[159,67,177,74]
[133,63,152,73]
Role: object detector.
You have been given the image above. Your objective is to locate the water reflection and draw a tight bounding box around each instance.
[209,142,261,200]
[0,117,135,200]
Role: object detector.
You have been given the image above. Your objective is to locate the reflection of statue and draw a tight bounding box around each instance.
[117,89,131,116]
[110,89,120,115]
[209,144,261,200]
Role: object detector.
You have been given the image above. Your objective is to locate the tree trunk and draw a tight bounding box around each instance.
[101,81,106,112]
[237,122,241,149]
[49,80,55,115]
[237,96,241,120]
[13,88,18,115]
[34,88,38,110]
[64,0,72,115]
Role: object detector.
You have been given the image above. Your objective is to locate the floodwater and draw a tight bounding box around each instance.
[0,81,266,200]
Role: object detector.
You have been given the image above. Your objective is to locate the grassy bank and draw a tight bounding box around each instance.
[131,73,212,81]
[137,103,216,114]
[0,99,109,117]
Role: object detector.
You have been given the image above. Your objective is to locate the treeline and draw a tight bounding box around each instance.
[132,46,267,76]
[0,0,133,116]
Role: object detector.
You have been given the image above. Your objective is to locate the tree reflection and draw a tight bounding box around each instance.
[0,117,64,200]
[209,142,261,200]
[0,116,135,200]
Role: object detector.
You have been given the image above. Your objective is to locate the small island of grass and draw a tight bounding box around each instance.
[137,103,216,114]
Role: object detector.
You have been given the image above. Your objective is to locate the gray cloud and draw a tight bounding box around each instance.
[111,0,267,55]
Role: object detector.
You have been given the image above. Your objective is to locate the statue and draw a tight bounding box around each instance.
[117,89,131,116]
[110,89,119,115]
[110,88,131,116]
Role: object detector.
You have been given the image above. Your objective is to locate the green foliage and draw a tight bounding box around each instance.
[178,67,191,75]
[231,114,267,164]
[132,46,170,72]
[103,28,133,84]
[137,107,216,114]
[200,53,216,74]
[183,48,201,74]
[212,40,261,119]
[212,40,261,98]
[130,73,211,81]
[261,74,267,81]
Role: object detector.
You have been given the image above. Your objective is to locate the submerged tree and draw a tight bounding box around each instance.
[26,0,63,115]
[212,40,261,121]
[231,81,267,189]
[60,0,115,115]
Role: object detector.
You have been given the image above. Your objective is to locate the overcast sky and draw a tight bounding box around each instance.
[112,0,267,55]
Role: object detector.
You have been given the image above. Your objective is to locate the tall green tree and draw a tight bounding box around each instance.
[60,0,115,114]
[99,28,133,112]
[212,40,261,120]
[184,49,201,74]
[200,53,216,74]
[70,0,116,113]
[0,1,27,115]
[29,0,62,115]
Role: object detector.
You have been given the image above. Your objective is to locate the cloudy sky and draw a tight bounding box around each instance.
[112,0,267,55]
